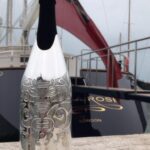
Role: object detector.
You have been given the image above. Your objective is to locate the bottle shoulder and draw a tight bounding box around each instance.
[24,35,67,80]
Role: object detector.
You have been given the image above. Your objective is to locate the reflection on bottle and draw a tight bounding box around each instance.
[20,36,72,150]
[20,0,72,149]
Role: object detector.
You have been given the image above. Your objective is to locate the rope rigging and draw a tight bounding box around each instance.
[0,0,35,44]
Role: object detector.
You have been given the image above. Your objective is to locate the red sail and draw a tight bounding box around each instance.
[56,0,122,87]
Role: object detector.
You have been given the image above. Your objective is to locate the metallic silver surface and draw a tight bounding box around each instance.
[20,73,72,150]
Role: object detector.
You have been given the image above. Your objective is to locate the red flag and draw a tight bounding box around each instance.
[56,0,122,87]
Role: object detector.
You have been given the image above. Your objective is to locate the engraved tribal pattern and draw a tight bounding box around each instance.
[20,73,72,147]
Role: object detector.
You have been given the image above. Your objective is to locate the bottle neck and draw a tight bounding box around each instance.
[37,0,57,50]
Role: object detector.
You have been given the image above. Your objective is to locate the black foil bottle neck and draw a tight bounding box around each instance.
[37,0,57,50]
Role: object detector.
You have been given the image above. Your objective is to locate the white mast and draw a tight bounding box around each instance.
[128,0,131,59]
[119,32,122,60]
[24,0,27,16]
[0,0,2,37]
[0,17,2,39]
[6,0,13,46]
[23,0,28,45]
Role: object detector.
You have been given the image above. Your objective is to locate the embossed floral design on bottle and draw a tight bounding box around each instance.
[20,0,72,149]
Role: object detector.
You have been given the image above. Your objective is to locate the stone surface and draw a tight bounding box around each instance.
[0,134,150,150]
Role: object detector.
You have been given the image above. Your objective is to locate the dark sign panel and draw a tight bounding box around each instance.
[72,92,145,137]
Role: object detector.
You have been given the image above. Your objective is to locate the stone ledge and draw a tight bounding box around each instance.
[0,134,150,150]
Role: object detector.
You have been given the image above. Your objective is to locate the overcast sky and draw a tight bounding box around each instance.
[62,0,150,51]
[0,0,150,81]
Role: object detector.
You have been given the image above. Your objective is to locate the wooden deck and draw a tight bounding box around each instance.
[0,134,150,150]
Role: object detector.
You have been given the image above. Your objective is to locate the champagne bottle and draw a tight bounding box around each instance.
[20,0,72,149]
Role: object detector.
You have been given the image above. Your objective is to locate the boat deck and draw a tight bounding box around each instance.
[73,85,150,103]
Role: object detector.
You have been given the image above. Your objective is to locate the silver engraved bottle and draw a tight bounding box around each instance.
[20,35,72,150]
